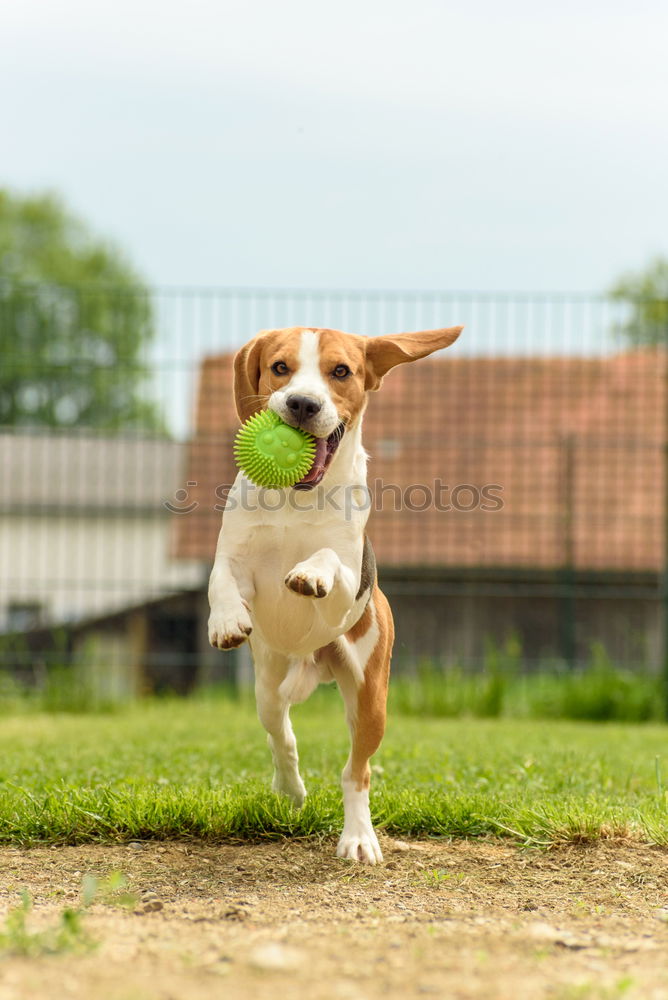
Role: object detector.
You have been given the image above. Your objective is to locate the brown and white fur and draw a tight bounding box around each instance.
[208,325,462,863]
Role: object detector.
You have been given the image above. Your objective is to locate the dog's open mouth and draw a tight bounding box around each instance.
[293,424,345,490]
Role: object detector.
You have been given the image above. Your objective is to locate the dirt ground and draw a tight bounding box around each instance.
[1,837,668,1000]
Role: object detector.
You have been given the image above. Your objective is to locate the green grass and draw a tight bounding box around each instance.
[0,874,133,956]
[388,639,664,723]
[4,636,661,723]
[0,891,94,957]
[1,692,668,847]
[389,662,663,722]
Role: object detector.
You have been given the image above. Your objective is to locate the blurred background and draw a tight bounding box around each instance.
[1,0,667,715]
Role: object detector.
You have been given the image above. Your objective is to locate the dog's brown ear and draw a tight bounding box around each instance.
[364,326,463,390]
[233,333,268,422]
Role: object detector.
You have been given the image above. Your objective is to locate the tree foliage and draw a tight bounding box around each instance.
[610,256,668,347]
[0,190,165,431]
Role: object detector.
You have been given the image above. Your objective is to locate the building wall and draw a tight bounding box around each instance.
[0,512,204,629]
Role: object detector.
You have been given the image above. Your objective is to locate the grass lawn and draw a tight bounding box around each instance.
[1,692,667,846]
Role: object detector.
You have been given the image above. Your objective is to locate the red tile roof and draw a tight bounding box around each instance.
[172,350,665,572]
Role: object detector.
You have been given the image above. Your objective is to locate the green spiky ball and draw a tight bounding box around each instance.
[234,410,317,488]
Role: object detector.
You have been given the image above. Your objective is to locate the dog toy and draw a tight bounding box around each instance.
[233,410,317,488]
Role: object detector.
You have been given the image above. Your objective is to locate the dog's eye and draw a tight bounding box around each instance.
[271,361,290,376]
[332,364,351,379]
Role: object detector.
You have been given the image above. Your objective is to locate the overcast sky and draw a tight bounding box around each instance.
[2,0,667,293]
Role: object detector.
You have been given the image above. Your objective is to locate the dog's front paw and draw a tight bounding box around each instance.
[208,605,252,649]
[285,562,333,599]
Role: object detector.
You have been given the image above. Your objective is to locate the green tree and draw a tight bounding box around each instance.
[610,256,668,347]
[0,190,166,431]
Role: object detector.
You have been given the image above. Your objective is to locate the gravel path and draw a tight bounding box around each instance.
[1,837,668,999]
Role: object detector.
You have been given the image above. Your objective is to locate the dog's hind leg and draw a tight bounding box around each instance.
[252,640,307,807]
[326,584,393,864]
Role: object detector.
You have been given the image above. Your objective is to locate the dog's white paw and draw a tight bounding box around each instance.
[208,604,252,649]
[272,770,307,808]
[284,561,333,599]
[336,826,383,865]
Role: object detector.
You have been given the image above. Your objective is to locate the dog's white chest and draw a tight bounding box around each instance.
[247,526,362,654]
[221,475,367,655]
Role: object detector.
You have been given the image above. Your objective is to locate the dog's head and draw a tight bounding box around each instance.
[234,325,462,488]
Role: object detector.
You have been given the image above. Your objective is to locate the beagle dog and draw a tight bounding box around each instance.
[208,325,462,863]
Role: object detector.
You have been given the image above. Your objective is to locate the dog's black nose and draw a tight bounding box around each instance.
[286,394,322,422]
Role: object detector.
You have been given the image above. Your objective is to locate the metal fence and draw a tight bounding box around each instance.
[0,284,665,694]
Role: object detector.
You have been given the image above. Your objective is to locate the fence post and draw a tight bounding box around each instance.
[663,322,668,718]
[560,434,577,669]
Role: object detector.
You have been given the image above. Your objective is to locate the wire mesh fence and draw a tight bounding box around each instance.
[0,283,665,697]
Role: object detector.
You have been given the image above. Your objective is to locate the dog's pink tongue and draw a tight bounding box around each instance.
[297,436,327,484]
